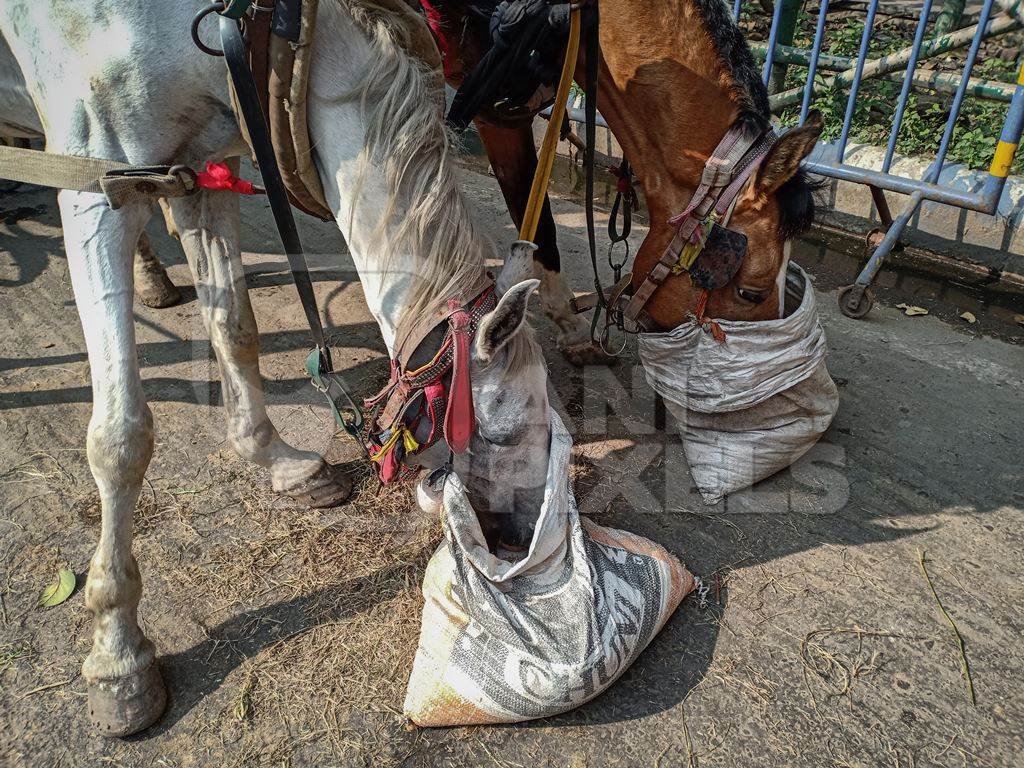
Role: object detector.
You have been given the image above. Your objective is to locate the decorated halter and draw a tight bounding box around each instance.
[623,124,776,336]
[572,121,776,345]
[361,285,497,485]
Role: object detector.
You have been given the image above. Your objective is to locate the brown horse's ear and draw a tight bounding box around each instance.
[755,111,823,196]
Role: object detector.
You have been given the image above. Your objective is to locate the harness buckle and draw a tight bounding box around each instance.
[99,165,200,209]
[306,348,366,443]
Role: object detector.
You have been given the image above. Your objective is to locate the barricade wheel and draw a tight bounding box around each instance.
[838,284,874,319]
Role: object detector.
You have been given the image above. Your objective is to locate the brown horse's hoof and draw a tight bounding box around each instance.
[136,267,182,309]
[283,462,355,509]
[87,662,166,738]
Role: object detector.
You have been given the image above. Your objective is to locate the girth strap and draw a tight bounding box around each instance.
[0,144,200,209]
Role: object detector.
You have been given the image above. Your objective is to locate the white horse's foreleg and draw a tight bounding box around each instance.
[59,190,167,737]
[133,230,182,309]
[166,187,352,507]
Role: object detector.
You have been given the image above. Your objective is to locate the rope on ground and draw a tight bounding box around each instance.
[918,548,976,706]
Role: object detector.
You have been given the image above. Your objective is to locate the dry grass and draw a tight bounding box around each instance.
[165,451,443,765]
[3,442,445,766]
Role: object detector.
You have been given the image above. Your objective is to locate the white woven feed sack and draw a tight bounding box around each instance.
[637,264,839,505]
[404,412,693,727]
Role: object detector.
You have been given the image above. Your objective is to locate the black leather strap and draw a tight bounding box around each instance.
[219,13,332,368]
[583,2,602,321]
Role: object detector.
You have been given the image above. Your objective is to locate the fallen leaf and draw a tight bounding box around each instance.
[1015,314,1024,327]
[959,311,977,324]
[38,569,76,608]
[896,303,929,317]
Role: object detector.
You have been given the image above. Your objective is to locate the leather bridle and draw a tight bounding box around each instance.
[360,281,496,485]
[573,122,777,345]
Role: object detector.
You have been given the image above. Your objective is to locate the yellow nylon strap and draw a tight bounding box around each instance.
[369,425,419,463]
[518,8,582,243]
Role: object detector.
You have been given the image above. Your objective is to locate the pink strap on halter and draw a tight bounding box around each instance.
[443,299,475,454]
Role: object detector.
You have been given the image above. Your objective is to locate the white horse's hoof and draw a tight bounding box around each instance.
[282,462,354,509]
[558,337,617,368]
[87,662,166,738]
[135,266,182,309]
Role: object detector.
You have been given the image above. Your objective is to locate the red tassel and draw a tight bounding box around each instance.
[378,446,401,484]
[443,300,475,453]
[694,289,727,343]
[195,161,261,195]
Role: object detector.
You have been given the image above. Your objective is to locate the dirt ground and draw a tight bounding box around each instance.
[1,165,1023,768]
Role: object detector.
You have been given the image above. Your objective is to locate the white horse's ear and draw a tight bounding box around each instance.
[476,278,540,363]
[496,240,537,295]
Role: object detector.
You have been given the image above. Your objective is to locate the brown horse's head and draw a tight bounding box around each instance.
[594,0,823,328]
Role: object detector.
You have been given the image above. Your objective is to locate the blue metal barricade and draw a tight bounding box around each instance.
[751,0,1024,317]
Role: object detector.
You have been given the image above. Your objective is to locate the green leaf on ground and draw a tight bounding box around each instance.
[38,569,76,608]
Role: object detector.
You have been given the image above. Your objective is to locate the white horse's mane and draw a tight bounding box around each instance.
[344,5,540,372]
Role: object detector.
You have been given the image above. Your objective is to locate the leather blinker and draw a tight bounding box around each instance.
[688,224,748,291]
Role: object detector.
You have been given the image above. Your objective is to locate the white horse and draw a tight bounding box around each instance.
[0,0,553,735]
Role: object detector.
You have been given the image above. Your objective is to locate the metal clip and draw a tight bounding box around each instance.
[606,238,630,272]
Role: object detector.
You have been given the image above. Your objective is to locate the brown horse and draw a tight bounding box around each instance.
[432,0,823,333]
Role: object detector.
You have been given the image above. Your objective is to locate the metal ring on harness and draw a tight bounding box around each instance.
[598,318,629,357]
[192,2,227,57]
[606,238,629,272]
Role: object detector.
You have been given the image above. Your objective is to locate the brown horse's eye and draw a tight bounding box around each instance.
[736,287,767,305]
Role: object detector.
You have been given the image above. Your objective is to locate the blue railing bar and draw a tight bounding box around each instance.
[854,190,925,287]
[799,0,832,125]
[761,0,788,84]
[835,0,881,163]
[883,0,935,172]
[733,0,742,22]
[928,0,996,182]
[803,158,1000,214]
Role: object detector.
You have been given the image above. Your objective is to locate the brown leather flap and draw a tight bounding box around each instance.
[231,0,442,222]
[267,0,334,221]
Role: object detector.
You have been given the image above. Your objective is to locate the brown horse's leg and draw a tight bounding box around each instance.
[133,230,181,309]
[474,118,610,366]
